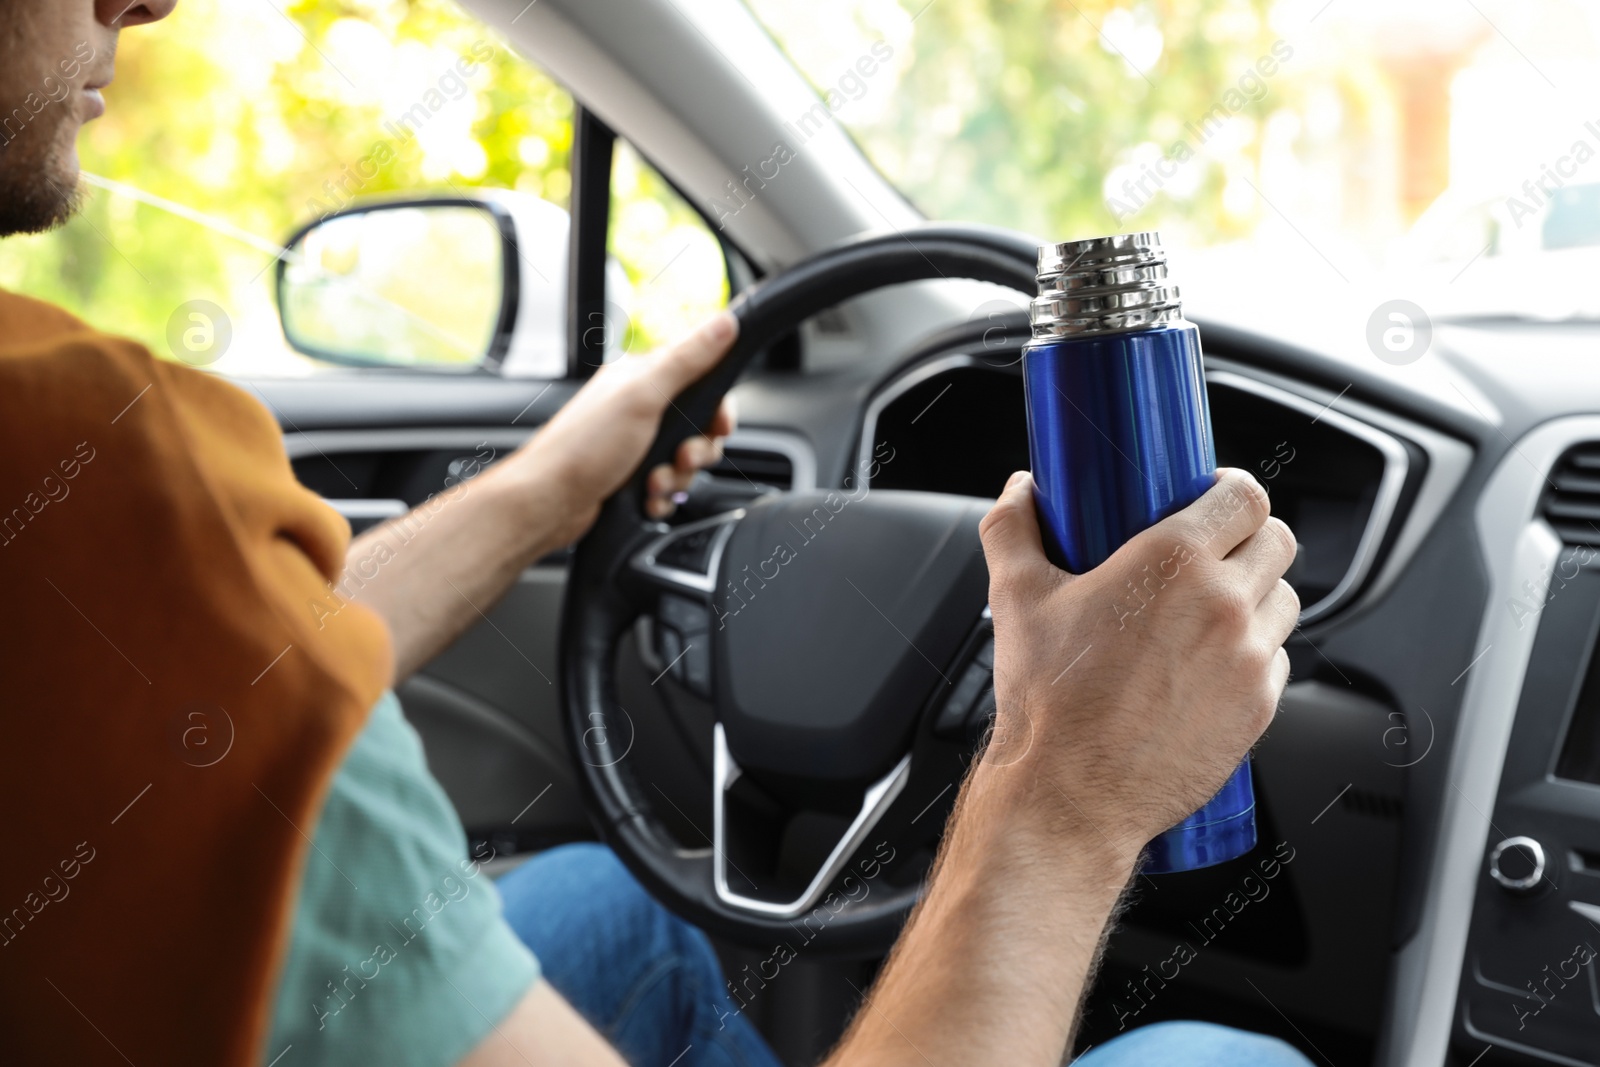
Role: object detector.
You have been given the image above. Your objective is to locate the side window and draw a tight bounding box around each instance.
[606,142,730,358]
[0,5,575,378]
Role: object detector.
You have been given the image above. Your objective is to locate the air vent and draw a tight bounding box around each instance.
[710,447,793,492]
[1541,443,1600,546]
[1341,787,1404,821]
[812,307,851,335]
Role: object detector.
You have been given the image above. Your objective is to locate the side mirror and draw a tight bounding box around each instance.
[276,195,567,373]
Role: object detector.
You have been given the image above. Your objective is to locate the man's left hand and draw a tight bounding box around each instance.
[345,310,740,682]
[516,311,739,543]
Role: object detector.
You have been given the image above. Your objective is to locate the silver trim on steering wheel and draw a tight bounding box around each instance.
[631,510,743,595]
[712,723,911,919]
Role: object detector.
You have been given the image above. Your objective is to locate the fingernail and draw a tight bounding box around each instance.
[708,311,737,343]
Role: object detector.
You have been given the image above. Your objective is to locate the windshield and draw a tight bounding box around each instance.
[746,0,1600,322]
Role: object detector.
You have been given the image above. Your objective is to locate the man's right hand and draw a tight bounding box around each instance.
[463,467,1303,1067]
[977,467,1300,864]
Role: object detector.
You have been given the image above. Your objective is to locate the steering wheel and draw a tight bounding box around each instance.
[561,224,1038,955]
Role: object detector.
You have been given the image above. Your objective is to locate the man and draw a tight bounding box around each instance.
[0,3,1311,1066]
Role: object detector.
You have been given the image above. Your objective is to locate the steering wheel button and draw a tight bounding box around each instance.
[658,625,684,675]
[968,685,997,730]
[934,662,992,737]
[656,525,717,573]
[660,594,711,637]
[683,642,712,697]
[975,636,995,669]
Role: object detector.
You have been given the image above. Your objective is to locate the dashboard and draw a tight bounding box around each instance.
[1451,433,1600,1067]
[797,325,1476,1061]
[822,317,1600,1067]
[856,350,1427,624]
[262,303,1600,1067]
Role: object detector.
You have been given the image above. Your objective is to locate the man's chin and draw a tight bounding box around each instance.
[0,157,85,238]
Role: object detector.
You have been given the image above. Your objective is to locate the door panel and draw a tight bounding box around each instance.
[399,566,584,850]
[398,664,588,851]
[258,375,591,850]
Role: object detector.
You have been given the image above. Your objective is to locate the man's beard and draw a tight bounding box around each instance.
[0,120,85,237]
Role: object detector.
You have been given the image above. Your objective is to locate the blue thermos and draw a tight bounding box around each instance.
[1021,231,1256,873]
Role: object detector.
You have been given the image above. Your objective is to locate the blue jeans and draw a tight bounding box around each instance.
[496,843,779,1067]
[1079,1020,1315,1065]
[495,843,1314,1067]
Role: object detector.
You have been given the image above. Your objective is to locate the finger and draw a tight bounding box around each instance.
[709,395,737,439]
[1268,646,1291,702]
[646,463,675,498]
[648,465,703,515]
[675,434,723,473]
[1226,517,1298,600]
[645,464,680,520]
[1255,579,1301,648]
[979,472,1055,580]
[650,311,738,397]
[667,466,698,497]
[1157,468,1270,561]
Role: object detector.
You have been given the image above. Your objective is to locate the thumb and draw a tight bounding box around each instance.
[979,471,1054,582]
[650,311,739,396]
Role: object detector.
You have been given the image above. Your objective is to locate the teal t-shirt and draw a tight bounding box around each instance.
[264,692,539,1066]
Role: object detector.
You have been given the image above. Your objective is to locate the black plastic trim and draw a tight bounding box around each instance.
[568,107,616,378]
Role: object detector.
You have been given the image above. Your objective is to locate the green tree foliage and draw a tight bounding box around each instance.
[0,0,1292,369]
[608,142,731,359]
[749,0,1294,243]
[0,0,574,370]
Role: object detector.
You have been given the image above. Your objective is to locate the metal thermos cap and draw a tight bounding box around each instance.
[1031,232,1184,338]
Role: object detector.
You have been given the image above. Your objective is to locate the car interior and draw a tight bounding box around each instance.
[23,0,1600,1065]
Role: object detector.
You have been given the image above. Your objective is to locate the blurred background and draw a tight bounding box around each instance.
[2,0,1596,374]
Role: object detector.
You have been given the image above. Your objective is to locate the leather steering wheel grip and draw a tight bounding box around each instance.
[563,222,1040,953]
[632,223,1042,499]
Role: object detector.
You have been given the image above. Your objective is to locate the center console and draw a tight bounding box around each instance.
[1455,445,1600,1066]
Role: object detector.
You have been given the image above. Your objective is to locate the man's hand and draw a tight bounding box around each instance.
[448,466,1300,1067]
[824,468,1298,1067]
[516,311,739,540]
[978,467,1299,861]
[342,310,740,683]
